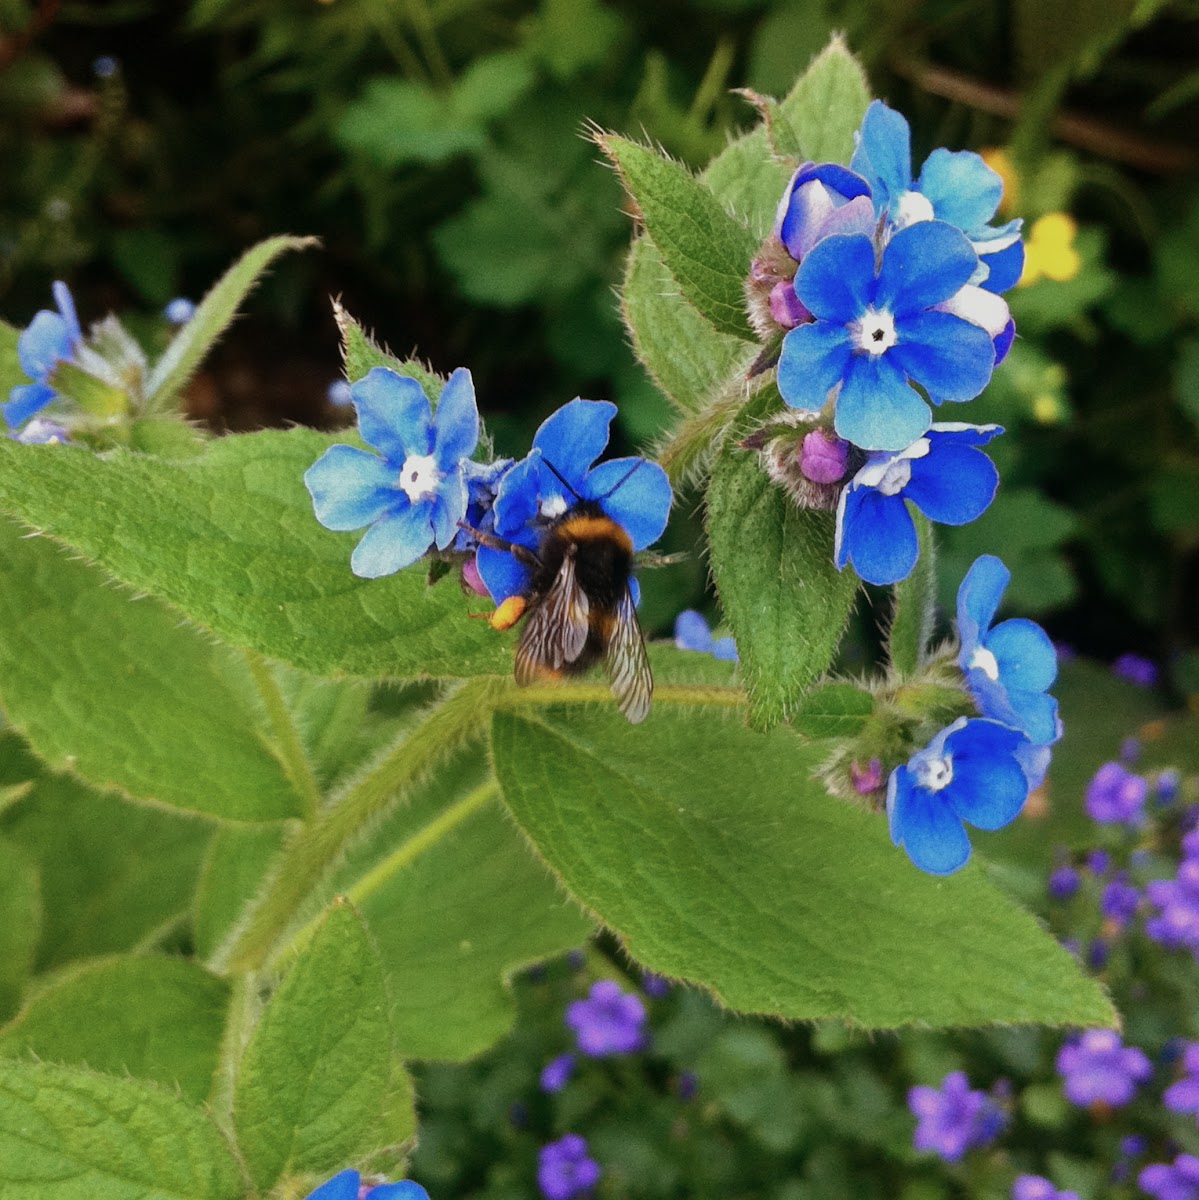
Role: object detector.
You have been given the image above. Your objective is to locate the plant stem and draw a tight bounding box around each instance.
[210,972,257,1129]
[498,682,747,710]
[243,649,323,822]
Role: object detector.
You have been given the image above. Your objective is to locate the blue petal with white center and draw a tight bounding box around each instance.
[304,366,480,578]
[957,554,1062,748]
[4,281,83,430]
[888,717,1031,875]
[835,424,1001,585]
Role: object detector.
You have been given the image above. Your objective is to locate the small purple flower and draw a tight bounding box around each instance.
[1164,1043,1199,1122]
[1122,1135,1149,1158]
[835,425,1002,585]
[1088,849,1111,876]
[1159,769,1182,805]
[1140,1154,1199,1200]
[1087,938,1110,970]
[1147,860,1199,951]
[1086,762,1148,825]
[162,297,196,325]
[540,1053,576,1094]
[566,980,646,1056]
[641,971,671,998]
[673,610,738,662]
[303,1170,429,1200]
[1012,1175,1080,1200]
[851,758,884,795]
[538,1134,601,1200]
[5,281,83,430]
[799,428,850,484]
[908,1071,1006,1162]
[1113,653,1158,687]
[1102,876,1140,930]
[1055,1030,1152,1107]
[1049,866,1080,900]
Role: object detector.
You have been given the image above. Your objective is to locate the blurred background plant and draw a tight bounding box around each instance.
[2,0,1198,663]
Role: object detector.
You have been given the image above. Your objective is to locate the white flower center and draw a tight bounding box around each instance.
[852,306,897,357]
[399,454,442,502]
[895,189,935,229]
[915,754,954,793]
[970,645,1001,681]
[540,493,568,520]
[875,458,913,496]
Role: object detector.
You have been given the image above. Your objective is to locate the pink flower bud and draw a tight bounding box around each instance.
[799,429,849,484]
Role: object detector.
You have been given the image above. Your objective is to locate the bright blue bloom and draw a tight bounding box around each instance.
[475,399,671,604]
[908,1071,1006,1162]
[888,717,1031,875]
[835,424,1001,585]
[673,610,738,661]
[304,366,479,578]
[304,1169,429,1200]
[453,456,513,552]
[566,979,646,1057]
[162,297,196,325]
[779,222,996,451]
[538,1134,600,1200]
[957,555,1061,752]
[5,281,82,429]
[540,1053,576,1093]
[850,100,1023,290]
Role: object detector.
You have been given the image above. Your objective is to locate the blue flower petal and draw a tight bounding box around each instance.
[674,609,713,652]
[430,470,468,550]
[993,318,1016,365]
[51,280,82,344]
[587,457,672,550]
[904,441,999,525]
[916,148,1003,236]
[1003,688,1061,748]
[366,1183,431,1200]
[711,636,739,661]
[891,310,995,404]
[981,240,1025,294]
[839,489,919,584]
[956,554,1009,664]
[18,310,75,380]
[850,101,912,217]
[888,767,972,875]
[432,367,479,470]
[305,1170,362,1200]
[532,398,616,489]
[987,618,1058,695]
[304,444,399,531]
[943,720,1029,831]
[926,422,1003,448]
[875,222,980,317]
[350,499,433,578]
[492,452,545,539]
[793,233,877,323]
[476,542,535,605]
[777,321,853,411]
[352,368,433,464]
[833,354,931,452]
[3,381,56,428]
[1015,740,1052,790]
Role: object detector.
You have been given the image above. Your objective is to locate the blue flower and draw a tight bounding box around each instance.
[957,555,1061,752]
[850,100,1023,292]
[453,455,514,552]
[304,366,479,578]
[10,417,69,445]
[673,609,738,661]
[779,222,995,451]
[908,1071,1006,1162]
[538,1134,601,1200]
[888,717,1032,875]
[540,1052,576,1093]
[475,399,671,604]
[162,297,196,325]
[835,423,1001,585]
[566,979,646,1056]
[304,1169,429,1200]
[4,281,82,430]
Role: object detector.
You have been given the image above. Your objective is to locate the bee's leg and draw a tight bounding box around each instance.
[456,521,540,568]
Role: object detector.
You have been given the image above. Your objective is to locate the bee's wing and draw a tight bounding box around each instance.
[604,583,653,724]
[515,553,589,684]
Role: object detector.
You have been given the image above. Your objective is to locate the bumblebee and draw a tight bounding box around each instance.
[470,470,654,724]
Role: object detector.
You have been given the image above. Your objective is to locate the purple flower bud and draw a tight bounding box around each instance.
[1085,762,1148,825]
[768,281,812,329]
[1055,1030,1152,1107]
[462,555,489,597]
[641,971,671,998]
[677,1070,699,1101]
[1102,877,1140,929]
[799,429,850,484]
[540,1054,576,1094]
[1087,938,1110,970]
[1122,1135,1148,1157]
[1159,769,1182,805]
[1113,653,1158,688]
[566,980,646,1057]
[1049,866,1080,900]
[538,1134,600,1200]
[851,758,884,795]
[1087,849,1111,876]
[1012,1175,1080,1200]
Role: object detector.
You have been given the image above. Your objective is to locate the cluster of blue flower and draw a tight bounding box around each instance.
[760,100,1020,588]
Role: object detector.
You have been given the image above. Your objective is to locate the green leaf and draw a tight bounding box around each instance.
[791,682,874,739]
[0,1060,242,1200]
[323,752,594,1060]
[233,902,398,1192]
[598,134,759,341]
[491,704,1116,1028]
[0,956,229,1105]
[1,766,209,972]
[0,517,304,820]
[145,235,318,408]
[778,35,871,166]
[707,443,859,728]
[193,825,287,962]
[0,837,39,1022]
[888,514,937,675]
[334,300,445,397]
[0,320,24,398]
[0,433,510,679]
[46,361,129,418]
[128,417,207,458]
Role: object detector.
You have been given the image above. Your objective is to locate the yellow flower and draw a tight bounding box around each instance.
[1020,213,1081,286]
[980,147,1020,216]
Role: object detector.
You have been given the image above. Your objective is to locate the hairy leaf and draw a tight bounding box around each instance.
[492,704,1116,1029]
[334,302,445,398]
[0,433,509,679]
[780,36,871,166]
[0,837,39,1022]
